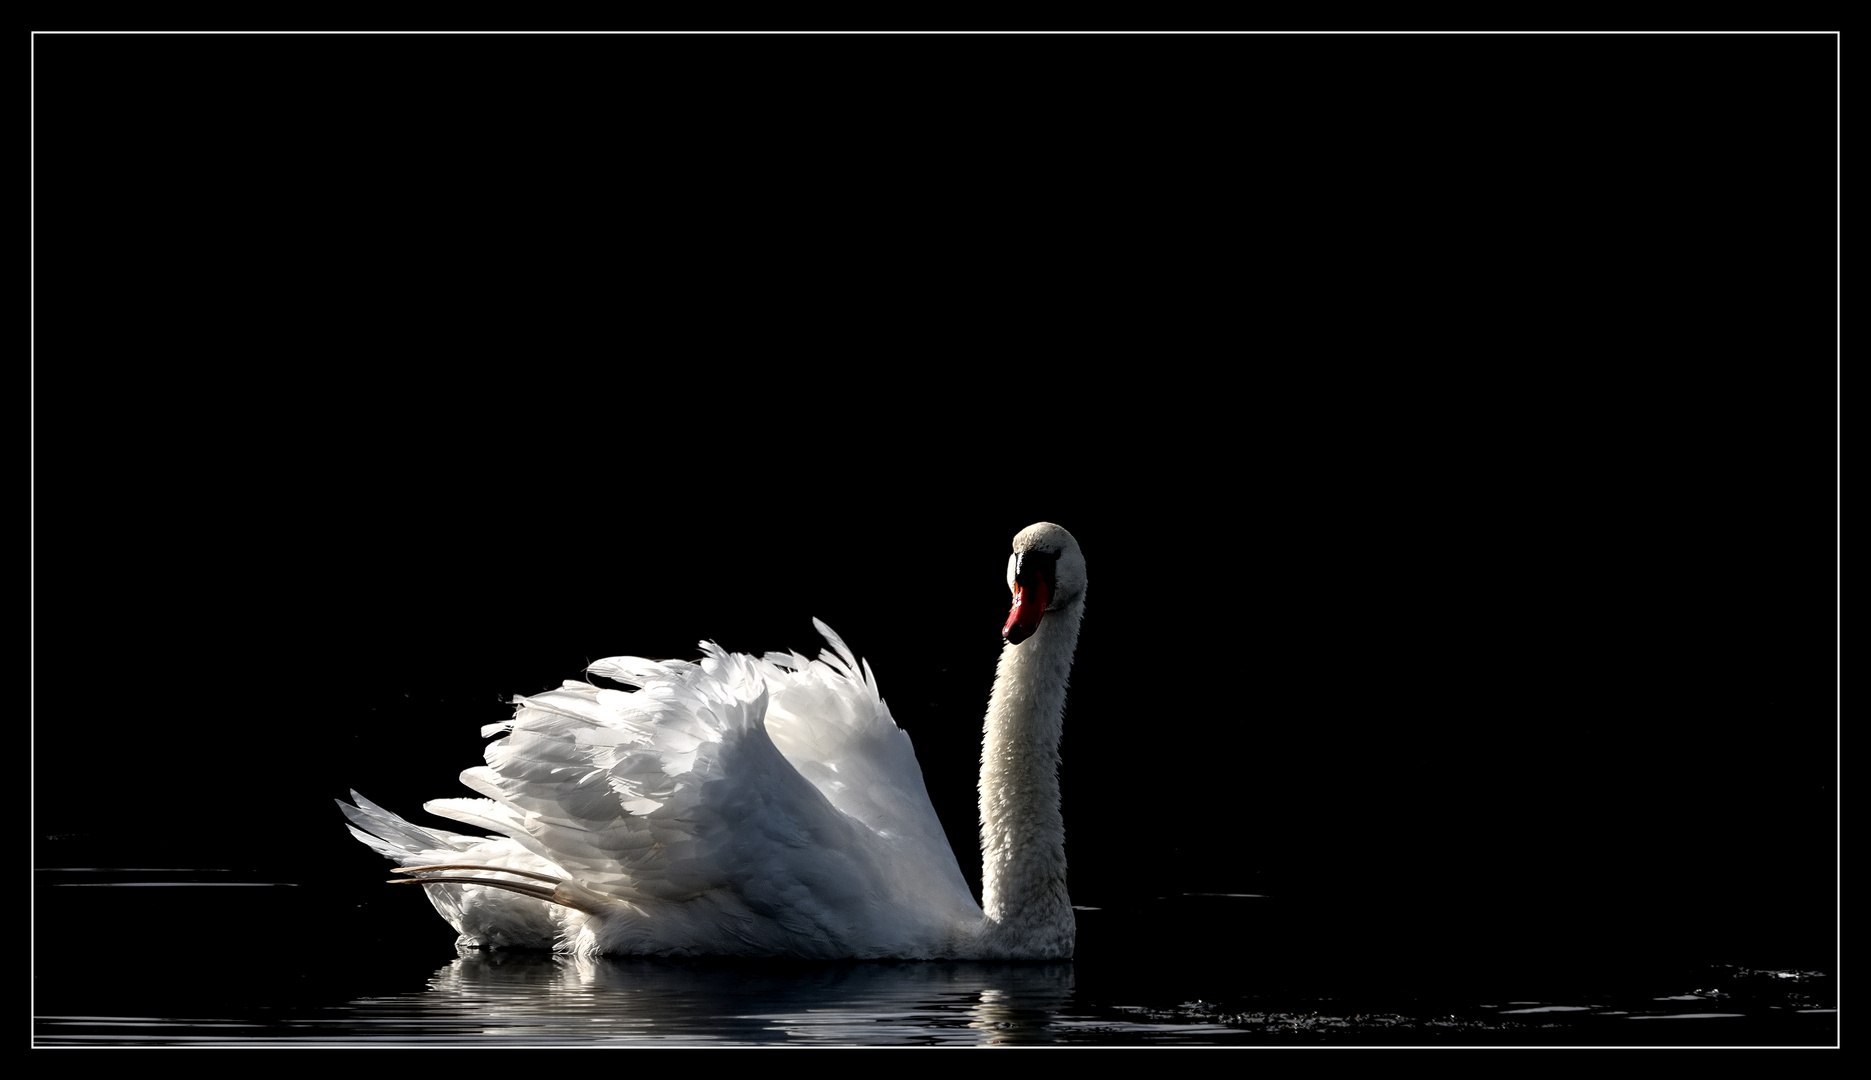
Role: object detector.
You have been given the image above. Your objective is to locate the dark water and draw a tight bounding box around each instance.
[32,871,1835,1047]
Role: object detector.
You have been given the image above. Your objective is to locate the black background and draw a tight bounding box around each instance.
[33,31,1835,990]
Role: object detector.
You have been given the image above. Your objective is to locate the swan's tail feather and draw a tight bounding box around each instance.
[339,789,473,863]
[339,790,571,950]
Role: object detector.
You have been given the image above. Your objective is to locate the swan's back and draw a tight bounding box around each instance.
[347,620,981,958]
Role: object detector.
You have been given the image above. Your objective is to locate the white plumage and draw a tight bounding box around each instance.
[342,522,1085,959]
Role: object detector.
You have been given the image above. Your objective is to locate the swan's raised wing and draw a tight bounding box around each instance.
[419,625,979,955]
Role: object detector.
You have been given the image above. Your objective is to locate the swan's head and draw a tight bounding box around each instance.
[1002,521,1085,646]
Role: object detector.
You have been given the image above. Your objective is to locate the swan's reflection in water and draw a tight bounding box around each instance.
[348,948,1077,1045]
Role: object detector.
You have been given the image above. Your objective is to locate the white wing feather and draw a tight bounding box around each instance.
[347,622,981,957]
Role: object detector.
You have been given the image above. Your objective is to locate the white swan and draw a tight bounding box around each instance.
[341,522,1085,960]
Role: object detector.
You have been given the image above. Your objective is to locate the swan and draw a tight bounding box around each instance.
[340,522,1085,960]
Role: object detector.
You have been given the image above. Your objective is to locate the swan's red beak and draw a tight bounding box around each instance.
[1002,575,1049,645]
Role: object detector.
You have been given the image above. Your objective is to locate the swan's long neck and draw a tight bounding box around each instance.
[977,593,1081,958]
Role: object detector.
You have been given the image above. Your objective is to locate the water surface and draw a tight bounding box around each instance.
[33,873,1834,1047]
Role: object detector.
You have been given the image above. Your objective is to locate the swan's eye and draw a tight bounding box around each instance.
[1011,550,1059,599]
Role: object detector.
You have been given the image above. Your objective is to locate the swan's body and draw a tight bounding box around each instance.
[342,522,1085,959]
